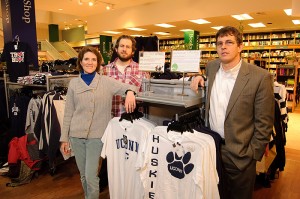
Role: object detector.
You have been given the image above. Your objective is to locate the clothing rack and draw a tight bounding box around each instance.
[175,108,201,121]
[3,74,77,118]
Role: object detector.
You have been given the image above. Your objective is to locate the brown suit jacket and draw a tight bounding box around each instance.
[205,59,274,171]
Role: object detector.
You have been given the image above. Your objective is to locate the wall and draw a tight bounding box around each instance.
[62,26,85,43]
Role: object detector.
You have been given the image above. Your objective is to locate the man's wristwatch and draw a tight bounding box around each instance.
[125,89,136,96]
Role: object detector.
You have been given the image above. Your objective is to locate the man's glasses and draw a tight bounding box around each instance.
[216,40,236,47]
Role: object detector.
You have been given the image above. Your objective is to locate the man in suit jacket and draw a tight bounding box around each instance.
[191,26,274,199]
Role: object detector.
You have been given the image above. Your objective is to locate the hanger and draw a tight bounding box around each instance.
[13,35,20,50]
[167,108,204,134]
[119,106,144,123]
[13,35,20,42]
[54,86,68,95]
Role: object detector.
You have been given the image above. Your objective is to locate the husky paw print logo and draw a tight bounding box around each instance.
[166,151,194,179]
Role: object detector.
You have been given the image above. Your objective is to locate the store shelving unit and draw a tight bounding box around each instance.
[159,30,300,74]
[276,64,299,112]
[3,73,78,117]
[159,38,185,63]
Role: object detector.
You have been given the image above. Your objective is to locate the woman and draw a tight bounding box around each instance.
[60,46,137,199]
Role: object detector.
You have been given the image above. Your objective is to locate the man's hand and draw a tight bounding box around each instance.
[190,76,205,93]
[125,91,136,113]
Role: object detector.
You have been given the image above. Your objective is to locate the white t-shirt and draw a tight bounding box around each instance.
[139,126,219,199]
[101,117,155,199]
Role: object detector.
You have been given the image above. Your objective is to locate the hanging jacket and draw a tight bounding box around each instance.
[8,133,41,170]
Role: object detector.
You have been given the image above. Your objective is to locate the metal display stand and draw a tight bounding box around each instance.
[3,74,78,118]
[137,78,205,125]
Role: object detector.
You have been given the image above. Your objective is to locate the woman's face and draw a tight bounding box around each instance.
[80,51,98,74]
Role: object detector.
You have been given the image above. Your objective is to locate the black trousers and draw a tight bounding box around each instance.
[98,158,108,188]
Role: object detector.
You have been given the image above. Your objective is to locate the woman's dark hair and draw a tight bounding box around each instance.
[216,26,243,45]
[77,46,102,72]
[114,35,137,52]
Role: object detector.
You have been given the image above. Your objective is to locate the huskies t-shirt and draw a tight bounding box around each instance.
[139,126,219,199]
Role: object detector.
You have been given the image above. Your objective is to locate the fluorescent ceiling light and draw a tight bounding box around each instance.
[211,26,224,30]
[153,32,170,35]
[103,31,121,34]
[180,29,193,32]
[248,23,266,28]
[126,27,146,31]
[155,23,175,28]
[284,9,292,16]
[292,20,300,25]
[231,14,253,20]
[189,19,211,24]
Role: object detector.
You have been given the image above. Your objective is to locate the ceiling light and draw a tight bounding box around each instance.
[248,23,266,28]
[292,20,300,25]
[211,26,224,30]
[284,9,292,16]
[78,0,115,10]
[231,14,253,20]
[188,19,211,24]
[106,4,114,10]
[153,32,170,35]
[180,29,193,32]
[155,23,175,28]
[126,27,146,31]
[103,30,122,34]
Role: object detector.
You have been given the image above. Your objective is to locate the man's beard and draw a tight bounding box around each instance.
[117,52,133,62]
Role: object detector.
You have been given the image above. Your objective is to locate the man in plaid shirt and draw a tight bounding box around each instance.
[100,35,145,192]
[103,35,145,117]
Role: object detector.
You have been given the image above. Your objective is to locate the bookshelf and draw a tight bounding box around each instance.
[158,30,300,77]
[276,64,298,112]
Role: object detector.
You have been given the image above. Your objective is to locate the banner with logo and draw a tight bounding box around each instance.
[184,30,199,50]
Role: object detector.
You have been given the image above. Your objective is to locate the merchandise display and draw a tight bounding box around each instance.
[1,41,35,82]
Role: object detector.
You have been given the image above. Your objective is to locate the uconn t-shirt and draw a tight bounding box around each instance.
[1,41,34,82]
[101,117,155,199]
[138,126,219,199]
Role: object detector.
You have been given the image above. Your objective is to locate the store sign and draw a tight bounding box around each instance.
[171,50,201,72]
[0,0,38,68]
[23,0,33,23]
[184,30,199,50]
[139,51,165,72]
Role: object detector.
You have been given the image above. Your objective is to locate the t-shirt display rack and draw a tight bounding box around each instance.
[136,78,205,125]
[2,69,77,118]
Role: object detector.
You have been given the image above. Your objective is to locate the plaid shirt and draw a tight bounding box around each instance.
[103,58,145,117]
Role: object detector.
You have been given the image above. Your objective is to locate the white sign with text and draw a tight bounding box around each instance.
[170,50,201,72]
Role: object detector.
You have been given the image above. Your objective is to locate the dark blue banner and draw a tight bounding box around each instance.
[1,0,38,68]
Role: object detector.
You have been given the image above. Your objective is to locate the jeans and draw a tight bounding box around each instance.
[70,137,102,199]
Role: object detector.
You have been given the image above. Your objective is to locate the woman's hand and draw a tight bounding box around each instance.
[125,91,136,113]
[60,142,71,155]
